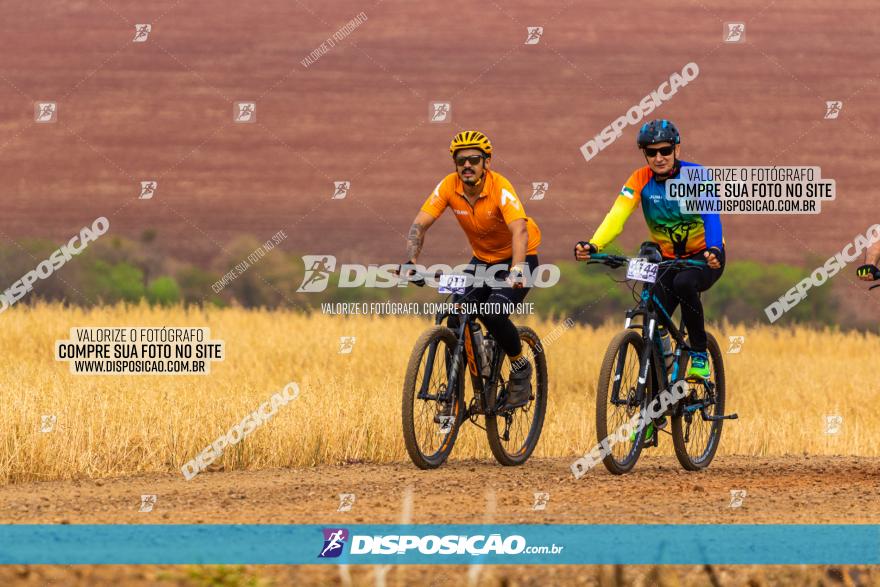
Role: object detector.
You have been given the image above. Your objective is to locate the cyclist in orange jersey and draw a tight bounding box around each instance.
[404,131,541,409]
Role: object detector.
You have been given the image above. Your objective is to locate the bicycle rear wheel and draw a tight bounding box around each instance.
[485,327,548,466]
[671,332,726,470]
[595,329,650,475]
[402,326,465,469]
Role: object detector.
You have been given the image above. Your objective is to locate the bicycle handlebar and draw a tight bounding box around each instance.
[397,263,445,288]
[587,253,707,270]
[587,253,628,268]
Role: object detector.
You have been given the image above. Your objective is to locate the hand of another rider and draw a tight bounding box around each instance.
[857,264,880,281]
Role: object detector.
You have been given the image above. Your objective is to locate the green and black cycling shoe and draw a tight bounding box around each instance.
[654,415,667,432]
[686,351,711,381]
[632,417,666,448]
[629,423,645,443]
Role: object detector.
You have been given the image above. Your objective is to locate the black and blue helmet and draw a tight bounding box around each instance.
[637,119,680,147]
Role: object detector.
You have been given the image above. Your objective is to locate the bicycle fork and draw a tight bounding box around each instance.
[418,322,472,409]
[417,338,463,405]
[613,318,657,405]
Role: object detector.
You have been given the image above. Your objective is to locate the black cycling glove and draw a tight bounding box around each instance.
[857,264,880,280]
[574,241,597,259]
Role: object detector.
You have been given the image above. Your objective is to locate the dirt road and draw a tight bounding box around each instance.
[2,456,877,524]
[1,456,878,586]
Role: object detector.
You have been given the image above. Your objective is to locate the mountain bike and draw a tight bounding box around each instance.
[400,268,548,469]
[588,250,738,474]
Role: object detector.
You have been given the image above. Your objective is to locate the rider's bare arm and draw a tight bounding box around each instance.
[865,239,880,267]
[406,211,436,263]
[857,237,880,280]
[507,218,528,269]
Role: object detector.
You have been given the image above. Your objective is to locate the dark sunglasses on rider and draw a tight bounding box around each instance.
[455,154,485,166]
[643,145,675,157]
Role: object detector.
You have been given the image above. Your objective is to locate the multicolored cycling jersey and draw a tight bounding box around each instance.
[420,170,541,263]
[590,160,723,259]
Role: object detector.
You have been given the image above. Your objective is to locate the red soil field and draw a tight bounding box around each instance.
[0,0,876,269]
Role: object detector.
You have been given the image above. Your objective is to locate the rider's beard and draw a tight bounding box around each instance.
[461,169,483,186]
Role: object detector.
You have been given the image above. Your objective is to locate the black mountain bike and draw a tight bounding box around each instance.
[400,269,548,469]
[588,251,738,474]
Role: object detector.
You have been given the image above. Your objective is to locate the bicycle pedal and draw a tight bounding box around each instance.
[705,412,738,421]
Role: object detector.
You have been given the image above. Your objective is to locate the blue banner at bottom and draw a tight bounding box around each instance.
[0,524,876,565]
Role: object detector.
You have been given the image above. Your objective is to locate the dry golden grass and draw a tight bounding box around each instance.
[1,302,877,482]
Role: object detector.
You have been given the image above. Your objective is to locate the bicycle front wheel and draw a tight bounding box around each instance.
[595,329,650,475]
[485,326,548,466]
[402,326,466,469]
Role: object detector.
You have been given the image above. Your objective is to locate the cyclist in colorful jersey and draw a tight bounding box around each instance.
[575,119,724,381]
[403,130,542,409]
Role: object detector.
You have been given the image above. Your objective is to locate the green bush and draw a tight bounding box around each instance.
[704,261,837,324]
[0,235,848,328]
[85,260,145,303]
[212,237,298,308]
[524,259,836,326]
[176,266,222,305]
[146,276,181,306]
[528,260,634,324]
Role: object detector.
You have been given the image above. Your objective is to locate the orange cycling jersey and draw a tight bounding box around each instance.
[420,170,541,263]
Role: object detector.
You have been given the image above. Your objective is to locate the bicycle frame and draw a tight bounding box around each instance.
[609,261,700,410]
[429,308,506,416]
[407,275,506,418]
[403,268,508,417]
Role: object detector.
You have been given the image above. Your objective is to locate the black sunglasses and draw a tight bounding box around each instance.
[643,145,675,157]
[454,155,484,166]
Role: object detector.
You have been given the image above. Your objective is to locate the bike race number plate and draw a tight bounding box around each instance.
[438,274,467,294]
[626,258,659,283]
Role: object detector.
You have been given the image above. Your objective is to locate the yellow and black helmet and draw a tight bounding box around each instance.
[449,130,492,157]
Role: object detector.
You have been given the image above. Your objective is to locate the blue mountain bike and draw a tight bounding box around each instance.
[588,249,738,474]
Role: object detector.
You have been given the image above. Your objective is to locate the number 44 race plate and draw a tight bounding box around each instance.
[626,258,658,283]
[438,274,468,294]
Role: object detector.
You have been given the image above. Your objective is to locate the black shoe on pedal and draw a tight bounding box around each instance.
[503,360,533,409]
